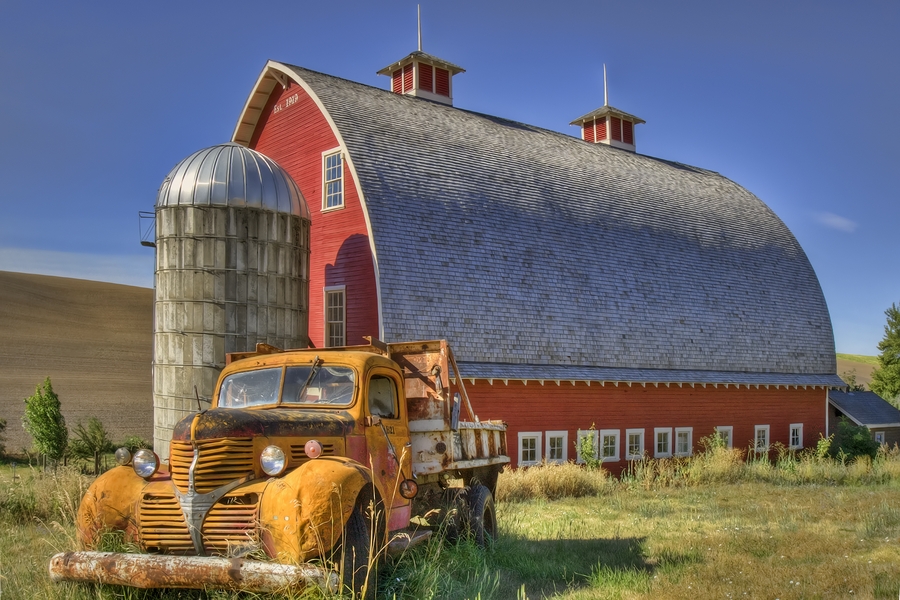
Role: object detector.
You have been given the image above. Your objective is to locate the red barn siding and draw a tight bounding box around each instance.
[466,381,826,474]
[250,82,380,348]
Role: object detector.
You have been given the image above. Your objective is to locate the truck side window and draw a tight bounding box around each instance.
[369,375,397,418]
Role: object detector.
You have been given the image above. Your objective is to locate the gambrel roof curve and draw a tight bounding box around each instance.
[235,61,839,383]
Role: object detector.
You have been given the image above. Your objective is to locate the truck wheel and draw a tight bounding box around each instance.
[440,487,469,543]
[340,498,377,599]
[468,484,497,548]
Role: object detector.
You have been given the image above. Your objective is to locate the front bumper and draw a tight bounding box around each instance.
[48,551,339,593]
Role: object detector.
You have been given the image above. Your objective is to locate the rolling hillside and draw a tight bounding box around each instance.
[0,271,153,455]
[836,353,879,390]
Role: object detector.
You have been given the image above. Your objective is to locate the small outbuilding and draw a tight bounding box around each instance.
[828,390,900,447]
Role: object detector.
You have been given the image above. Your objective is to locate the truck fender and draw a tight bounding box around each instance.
[76,466,147,549]
[259,457,376,563]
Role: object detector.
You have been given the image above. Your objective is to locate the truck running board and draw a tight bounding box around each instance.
[48,551,339,593]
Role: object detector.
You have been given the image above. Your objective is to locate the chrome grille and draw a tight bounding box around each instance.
[202,493,260,556]
[170,438,254,494]
[139,491,260,556]
[139,494,192,554]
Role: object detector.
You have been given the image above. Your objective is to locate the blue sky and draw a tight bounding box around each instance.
[1,1,897,355]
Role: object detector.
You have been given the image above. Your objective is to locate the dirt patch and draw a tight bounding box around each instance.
[0,271,153,454]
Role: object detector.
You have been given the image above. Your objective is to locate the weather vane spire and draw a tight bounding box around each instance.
[417,5,422,52]
[603,63,608,107]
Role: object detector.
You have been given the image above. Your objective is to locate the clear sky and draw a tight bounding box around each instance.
[1,0,897,356]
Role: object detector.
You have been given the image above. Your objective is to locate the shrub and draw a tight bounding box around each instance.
[69,417,115,475]
[831,418,879,461]
[120,435,152,453]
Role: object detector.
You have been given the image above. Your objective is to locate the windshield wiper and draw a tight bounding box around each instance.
[296,356,323,402]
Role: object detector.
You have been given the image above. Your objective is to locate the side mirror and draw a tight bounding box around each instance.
[365,415,382,427]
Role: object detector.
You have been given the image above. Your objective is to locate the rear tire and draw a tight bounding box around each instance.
[340,497,377,599]
[468,483,497,548]
[440,487,469,543]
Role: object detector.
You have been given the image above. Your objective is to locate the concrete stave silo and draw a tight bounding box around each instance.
[153,143,310,460]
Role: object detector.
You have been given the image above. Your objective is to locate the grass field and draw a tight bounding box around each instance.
[3,451,900,600]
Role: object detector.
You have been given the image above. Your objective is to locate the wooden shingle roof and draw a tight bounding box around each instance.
[243,62,840,384]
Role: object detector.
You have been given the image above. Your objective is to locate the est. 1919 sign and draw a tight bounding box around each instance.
[273,93,299,114]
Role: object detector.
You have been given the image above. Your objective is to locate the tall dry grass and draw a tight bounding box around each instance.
[0,464,91,525]
[496,461,612,502]
[500,436,900,502]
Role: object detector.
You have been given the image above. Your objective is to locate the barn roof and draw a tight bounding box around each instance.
[237,62,840,385]
[829,391,900,428]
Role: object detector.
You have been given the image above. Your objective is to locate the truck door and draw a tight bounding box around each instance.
[365,369,412,525]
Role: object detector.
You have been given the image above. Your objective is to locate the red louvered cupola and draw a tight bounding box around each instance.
[571,67,645,152]
[572,106,645,152]
[378,51,464,106]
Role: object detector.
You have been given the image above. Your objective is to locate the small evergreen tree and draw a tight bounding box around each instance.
[70,417,114,475]
[871,302,900,406]
[22,377,68,463]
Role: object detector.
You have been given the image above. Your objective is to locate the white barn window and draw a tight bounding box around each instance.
[754,425,770,452]
[600,429,620,462]
[654,427,672,458]
[576,429,598,464]
[625,429,644,460]
[546,430,567,463]
[324,286,345,347]
[716,426,733,449]
[518,431,541,466]
[789,423,803,449]
[675,427,693,456]
[323,150,343,209]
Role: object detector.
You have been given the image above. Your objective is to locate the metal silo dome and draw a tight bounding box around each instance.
[156,143,310,219]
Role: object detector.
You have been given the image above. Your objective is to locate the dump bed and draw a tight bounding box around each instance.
[387,340,509,476]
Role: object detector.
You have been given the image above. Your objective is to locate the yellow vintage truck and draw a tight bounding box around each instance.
[49,339,508,597]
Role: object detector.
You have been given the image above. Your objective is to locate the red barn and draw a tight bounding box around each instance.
[228,53,842,472]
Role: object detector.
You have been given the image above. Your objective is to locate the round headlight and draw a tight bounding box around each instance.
[132,449,159,478]
[114,447,132,466]
[260,445,287,476]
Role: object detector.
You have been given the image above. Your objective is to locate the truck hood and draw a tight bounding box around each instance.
[172,408,355,441]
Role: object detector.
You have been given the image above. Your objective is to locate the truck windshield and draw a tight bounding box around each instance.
[217,366,356,408]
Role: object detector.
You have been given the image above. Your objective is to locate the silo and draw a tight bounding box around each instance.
[153,143,311,459]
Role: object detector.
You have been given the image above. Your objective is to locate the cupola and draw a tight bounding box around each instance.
[571,66,645,152]
[377,7,465,106]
